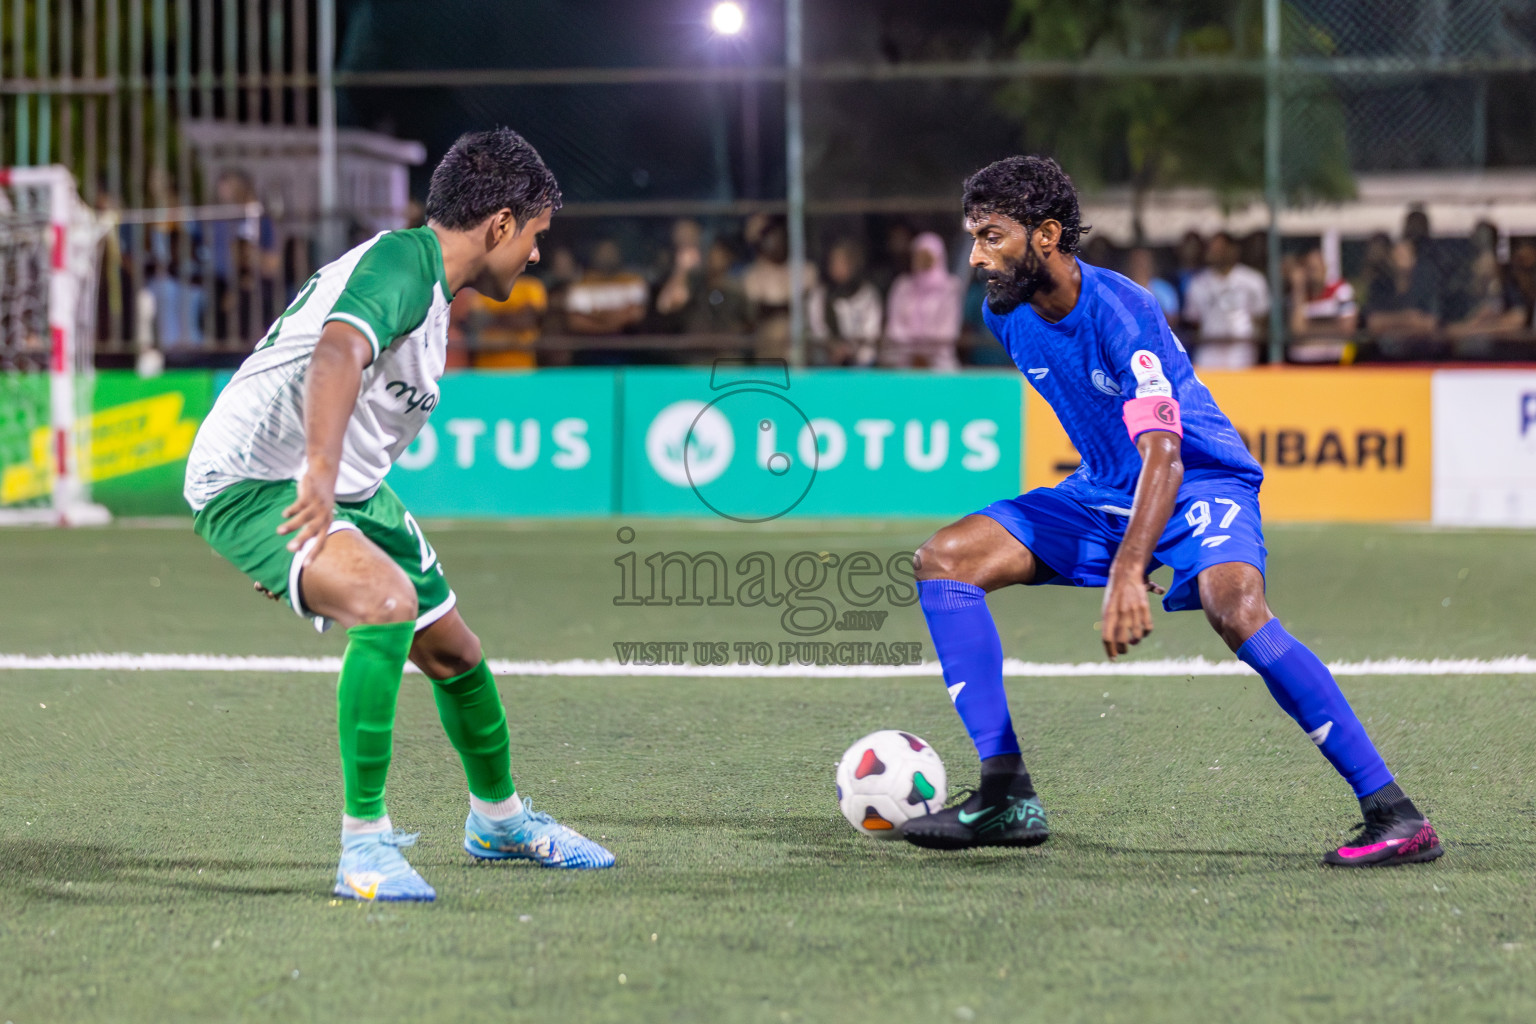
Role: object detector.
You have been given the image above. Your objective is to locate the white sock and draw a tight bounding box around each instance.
[342,813,392,837]
[470,792,524,820]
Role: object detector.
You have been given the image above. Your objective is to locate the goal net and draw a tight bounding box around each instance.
[0,166,111,526]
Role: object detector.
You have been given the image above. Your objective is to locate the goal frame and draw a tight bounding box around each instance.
[0,165,110,527]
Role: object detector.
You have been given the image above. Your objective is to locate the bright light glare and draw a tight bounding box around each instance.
[710,1,746,36]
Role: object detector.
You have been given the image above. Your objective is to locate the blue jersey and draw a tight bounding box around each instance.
[983,261,1262,511]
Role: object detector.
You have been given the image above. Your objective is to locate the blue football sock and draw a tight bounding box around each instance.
[918,579,1020,760]
[1237,619,1394,798]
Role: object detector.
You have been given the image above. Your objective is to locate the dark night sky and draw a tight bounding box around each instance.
[336,1,1018,204]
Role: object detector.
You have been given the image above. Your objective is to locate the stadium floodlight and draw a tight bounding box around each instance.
[709,1,746,36]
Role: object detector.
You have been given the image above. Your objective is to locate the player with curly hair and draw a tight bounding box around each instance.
[901,155,1442,868]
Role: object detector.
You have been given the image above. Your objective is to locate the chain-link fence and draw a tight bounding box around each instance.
[2,0,1533,366]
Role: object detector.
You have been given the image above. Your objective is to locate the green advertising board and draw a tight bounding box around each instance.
[618,366,1023,518]
[384,370,616,516]
[122,366,1023,518]
[89,371,215,516]
[1,370,213,516]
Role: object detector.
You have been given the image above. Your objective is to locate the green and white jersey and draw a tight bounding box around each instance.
[185,227,453,511]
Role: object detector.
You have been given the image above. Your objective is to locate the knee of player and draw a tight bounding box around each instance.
[359,584,419,625]
[437,633,483,677]
[914,532,967,581]
[1204,590,1271,648]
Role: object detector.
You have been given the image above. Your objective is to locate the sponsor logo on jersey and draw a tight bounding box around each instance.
[384,380,439,414]
[645,400,735,486]
[1091,369,1122,396]
[1028,367,1049,380]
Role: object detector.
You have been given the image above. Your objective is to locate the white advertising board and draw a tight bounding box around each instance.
[1432,370,1536,526]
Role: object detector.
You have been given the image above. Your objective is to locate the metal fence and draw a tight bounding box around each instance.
[2,0,1534,364]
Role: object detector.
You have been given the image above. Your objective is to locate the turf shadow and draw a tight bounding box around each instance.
[1068,839,1319,863]
[0,838,322,902]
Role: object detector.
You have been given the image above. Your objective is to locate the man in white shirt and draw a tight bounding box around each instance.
[1182,232,1270,369]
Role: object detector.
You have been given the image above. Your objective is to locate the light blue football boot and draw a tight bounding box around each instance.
[464,801,615,869]
[332,829,437,902]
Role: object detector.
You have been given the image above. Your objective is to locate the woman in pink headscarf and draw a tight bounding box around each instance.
[884,231,964,370]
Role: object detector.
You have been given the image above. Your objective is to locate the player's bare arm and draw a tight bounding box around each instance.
[276,320,374,564]
[1101,430,1179,659]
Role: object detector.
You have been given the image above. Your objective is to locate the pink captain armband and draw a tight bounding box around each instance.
[1122,396,1183,440]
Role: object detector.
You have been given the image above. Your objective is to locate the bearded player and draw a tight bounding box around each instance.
[184,128,613,902]
[900,156,1442,868]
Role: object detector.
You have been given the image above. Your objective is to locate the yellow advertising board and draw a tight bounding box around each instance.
[1023,369,1433,521]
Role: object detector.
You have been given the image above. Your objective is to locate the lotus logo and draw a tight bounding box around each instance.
[646,400,735,486]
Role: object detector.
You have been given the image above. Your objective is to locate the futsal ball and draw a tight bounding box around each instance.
[835,730,947,839]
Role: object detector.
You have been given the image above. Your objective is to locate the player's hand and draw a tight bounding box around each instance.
[277,472,335,565]
[1101,566,1158,660]
[253,581,281,602]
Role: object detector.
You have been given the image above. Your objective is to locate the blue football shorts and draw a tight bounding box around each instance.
[975,484,1268,612]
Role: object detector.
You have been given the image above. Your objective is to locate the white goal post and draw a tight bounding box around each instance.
[0,165,111,527]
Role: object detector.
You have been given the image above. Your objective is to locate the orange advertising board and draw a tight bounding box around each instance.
[1022,369,1432,521]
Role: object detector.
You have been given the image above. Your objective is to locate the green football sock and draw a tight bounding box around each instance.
[336,621,415,820]
[431,659,516,801]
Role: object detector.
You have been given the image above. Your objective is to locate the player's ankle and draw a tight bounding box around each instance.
[342,812,393,837]
[1359,780,1418,820]
[980,752,1023,777]
[470,791,524,821]
[978,755,1035,801]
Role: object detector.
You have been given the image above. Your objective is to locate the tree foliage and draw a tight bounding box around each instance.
[997,0,1354,237]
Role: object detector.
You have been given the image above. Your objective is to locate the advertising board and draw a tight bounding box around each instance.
[386,370,616,516]
[1024,369,1433,521]
[1431,370,1536,526]
[617,366,1023,518]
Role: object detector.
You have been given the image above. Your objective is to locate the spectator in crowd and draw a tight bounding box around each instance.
[869,221,915,294]
[655,238,753,337]
[1239,231,1269,277]
[652,218,706,333]
[1286,247,1357,363]
[1174,230,1205,303]
[1403,206,1432,252]
[1363,238,1439,340]
[741,217,814,359]
[145,181,205,348]
[565,239,647,336]
[450,271,548,369]
[1356,232,1393,303]
[1446,222,1526,350]
[1181,231,1270,369]
[1401,204,1465,321]
[208,169,278,343]
[93,189,131,348]
[884,231,963,371]
[541,246,582,336]
[1126,246,1179,325]
[1505,238,1536,329]
[808,237,882,366]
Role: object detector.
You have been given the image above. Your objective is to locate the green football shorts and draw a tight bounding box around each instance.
[193,478,454,632]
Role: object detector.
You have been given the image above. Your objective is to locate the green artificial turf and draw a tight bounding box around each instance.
[1,520,1533,1023]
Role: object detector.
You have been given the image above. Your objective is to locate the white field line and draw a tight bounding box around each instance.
[0,652,1533,678]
